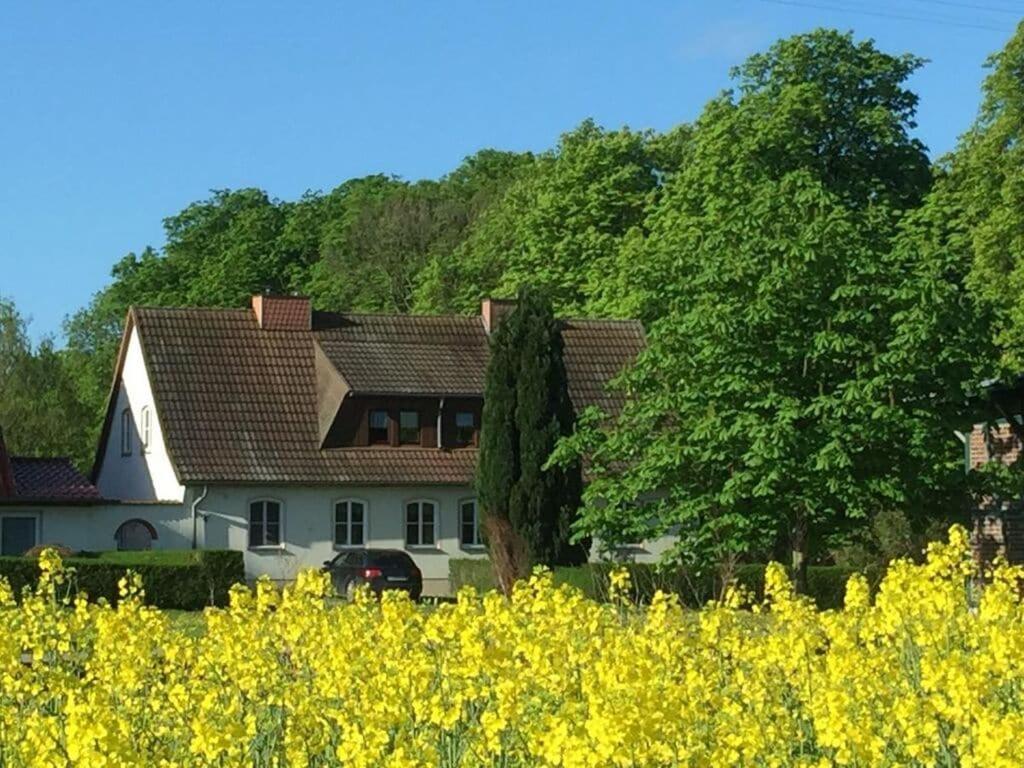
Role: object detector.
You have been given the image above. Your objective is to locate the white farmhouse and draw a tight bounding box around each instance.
[4,295,660,595]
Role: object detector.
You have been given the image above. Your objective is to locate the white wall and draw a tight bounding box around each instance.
[4,491,678,595]
[194,484,486,595]
[95,327,184,503]
[1,502,189,553]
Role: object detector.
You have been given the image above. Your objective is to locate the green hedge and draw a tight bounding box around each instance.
[0,549,245,610]
[449,559,884,610]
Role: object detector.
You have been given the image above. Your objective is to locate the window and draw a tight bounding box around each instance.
[115,519,156,551]
[334,500,366,548]
[249,499,282,548]
[120,408,133,456]
[454,411,475,447]
[140,407,152,453]
[368,410,389,445]
[405,500,437,547]
[0,516,37,557]
[399,410,420,445]
[460,499,483,548]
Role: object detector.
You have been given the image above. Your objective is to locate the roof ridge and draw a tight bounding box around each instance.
[334,311,482,321]
[563,317,643,325]
[133,305,253,314]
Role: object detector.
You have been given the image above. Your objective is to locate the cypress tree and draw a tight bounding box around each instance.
[477,286,587,588]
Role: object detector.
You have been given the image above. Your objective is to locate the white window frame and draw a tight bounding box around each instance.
[0,512,40,557]
[248,498,285,550]
[333,498,368,549]
[459,498,484,549]
[404,499,439,549]
[140,406,152,454]
[120,408,133,456]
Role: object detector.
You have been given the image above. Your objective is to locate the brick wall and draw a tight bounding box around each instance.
[969,422,1021,468]
[251,295,311,331]
[970,420,1024,563]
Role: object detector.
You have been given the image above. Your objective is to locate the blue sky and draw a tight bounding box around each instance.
[1,1,1018,342]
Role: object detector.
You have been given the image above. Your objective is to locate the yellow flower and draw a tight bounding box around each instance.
[0,525,1015,766]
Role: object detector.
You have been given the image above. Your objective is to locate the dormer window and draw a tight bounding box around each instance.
[399,410,420,445]
[120,409,133,456]
[454,411,475,447]
[368,410,389,445]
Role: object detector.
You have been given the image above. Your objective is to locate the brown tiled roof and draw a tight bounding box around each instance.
[315,314,489,396]
[107,306,643,486]
[562,320,646,416]
[6,458,103,504]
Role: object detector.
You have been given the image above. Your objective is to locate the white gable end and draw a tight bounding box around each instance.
[95,325,184,502]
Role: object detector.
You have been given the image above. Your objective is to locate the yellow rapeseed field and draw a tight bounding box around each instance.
[0,526,1022,767]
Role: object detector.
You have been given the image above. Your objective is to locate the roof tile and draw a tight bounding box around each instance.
[8,458,103,503]
[130,306,644,485]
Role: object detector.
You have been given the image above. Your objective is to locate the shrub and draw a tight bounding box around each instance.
[0,549,245,610]
[24,543,77,559]
[449,559,497,592]
[450,559,884,609]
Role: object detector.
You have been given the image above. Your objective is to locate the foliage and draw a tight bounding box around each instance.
[0,530,1021,765]
[0,298,93,468]
[477,287,586,585]
[449,557,882,610]
[0,549,243,610]
[949,21,1024,369]
[555,30,976,590]
[414,121,684,317]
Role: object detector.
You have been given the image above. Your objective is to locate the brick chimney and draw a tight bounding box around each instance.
[0,427,15,499]
[481,298,517,334]
[252,294,312,331]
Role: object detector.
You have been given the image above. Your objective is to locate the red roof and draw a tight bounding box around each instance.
[3,456,103,504]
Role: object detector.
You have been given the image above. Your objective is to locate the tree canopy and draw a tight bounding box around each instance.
[556,29,985,585]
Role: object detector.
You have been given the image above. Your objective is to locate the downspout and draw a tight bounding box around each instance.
[191,484,209,549]
[437,397,446,448]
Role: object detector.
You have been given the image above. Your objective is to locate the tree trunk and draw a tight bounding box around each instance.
[790,510,809,595]
[484,514,529,597]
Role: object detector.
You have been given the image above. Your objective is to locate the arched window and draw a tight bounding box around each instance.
[405,500,438,548]
[120,408,133,456]
[249,499,283,548]
[334,499,366,548]
[115,519,157,551]
[140,406,152,453]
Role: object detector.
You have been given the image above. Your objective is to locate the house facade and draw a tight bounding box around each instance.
[45,294,661,595]
[0,429,183,557]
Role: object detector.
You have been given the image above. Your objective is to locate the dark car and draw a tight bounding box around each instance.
[323,549,423,601]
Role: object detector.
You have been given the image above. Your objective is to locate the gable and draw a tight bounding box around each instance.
[92,320,184,502]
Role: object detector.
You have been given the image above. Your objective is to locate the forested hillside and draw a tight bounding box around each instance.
[1,116,685,468]
[4,26,1024,568]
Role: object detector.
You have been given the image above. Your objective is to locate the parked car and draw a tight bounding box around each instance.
[323,549,423,601]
